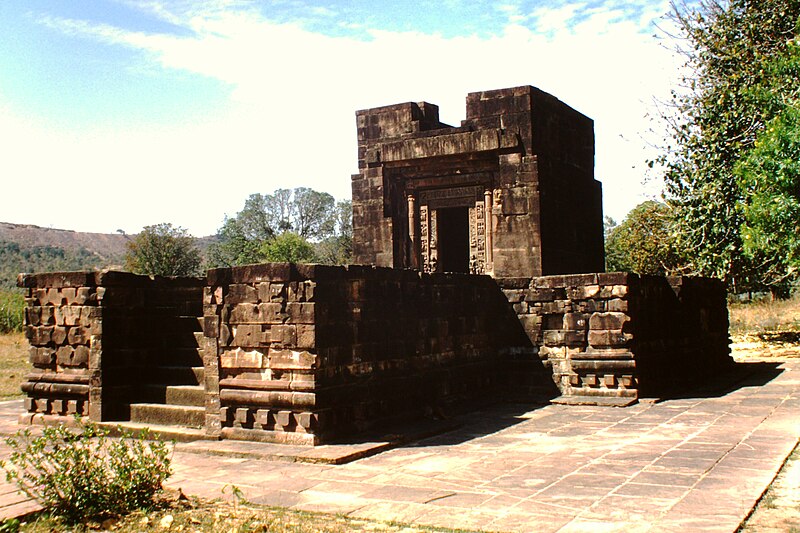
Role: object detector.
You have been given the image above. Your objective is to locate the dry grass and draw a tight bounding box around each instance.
[0,331,29,399]
[729,295,800,339]
[728,296,800,361]
[12,498,475,532]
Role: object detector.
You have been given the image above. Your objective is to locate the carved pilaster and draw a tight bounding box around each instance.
[472,201,486,274]
[429,209,438,272]
[484,189,493,271]
[420,205,430,273]
[407,194,417,269]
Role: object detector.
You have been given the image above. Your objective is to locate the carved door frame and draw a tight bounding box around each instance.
[407,185,493,274]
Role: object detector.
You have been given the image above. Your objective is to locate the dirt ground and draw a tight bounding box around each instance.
[733,336,800,532]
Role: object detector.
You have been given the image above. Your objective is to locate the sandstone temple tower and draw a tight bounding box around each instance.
[351,85,605,278]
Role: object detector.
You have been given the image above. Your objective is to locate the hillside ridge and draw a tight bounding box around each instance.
[0,221,129,259]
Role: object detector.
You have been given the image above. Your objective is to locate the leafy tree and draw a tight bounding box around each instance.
[261,232,317,263]
[657,0,800,292]
[737,103,800,297]
[207,188,345,267]
[239,188,336,240]
[264,189,294,233]
[206,216,265,268]
[603,216,617,238]
[292,187,336,239]
[314,200,353,265]
[125,223,202,277]
[605,201,685,275]
[236,194,278,241]
[0,289,24,333]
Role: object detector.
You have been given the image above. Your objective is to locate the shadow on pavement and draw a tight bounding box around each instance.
[641,360,784,402]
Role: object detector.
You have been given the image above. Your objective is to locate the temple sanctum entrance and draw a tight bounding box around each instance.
[411,185,491,275]
[437,207,470,273]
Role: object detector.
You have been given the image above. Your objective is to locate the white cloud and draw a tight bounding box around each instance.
[528,3,587,33]
[3,1,682,235]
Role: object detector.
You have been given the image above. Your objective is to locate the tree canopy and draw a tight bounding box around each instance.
[261,232,317,263]
[207,188,352,268]
[658,0,800,293]
[605,201,685,275]
[737,101,800,296]
[124,223,202,277]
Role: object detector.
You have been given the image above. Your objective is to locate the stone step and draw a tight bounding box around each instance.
[550,395,638,407]
[140,385,205,407]
[129,403,205,428]
[100,421,211,443]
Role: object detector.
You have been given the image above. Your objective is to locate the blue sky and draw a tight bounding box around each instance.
[0,0,687,236]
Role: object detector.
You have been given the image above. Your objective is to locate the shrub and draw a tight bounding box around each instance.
[2,421,172,524]
[261,232,317,263]
[125,222,202,277]
[0,290,23,334]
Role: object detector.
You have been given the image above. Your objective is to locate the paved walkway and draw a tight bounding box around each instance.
[0,360,798,532]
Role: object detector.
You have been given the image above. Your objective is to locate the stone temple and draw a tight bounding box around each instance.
[351,85,604,277]
[16,86,733,445]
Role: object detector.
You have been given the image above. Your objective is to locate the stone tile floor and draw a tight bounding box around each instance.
[0,360,798,532]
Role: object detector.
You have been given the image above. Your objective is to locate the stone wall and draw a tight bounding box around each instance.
[18,272,98,424]
[17,267,733,443]
[501,273,733,404]
[17,271,204,425]
[202,263,543,445]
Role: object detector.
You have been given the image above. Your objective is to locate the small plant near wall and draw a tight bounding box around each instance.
[2,420,172,524]
[0,290,23,334]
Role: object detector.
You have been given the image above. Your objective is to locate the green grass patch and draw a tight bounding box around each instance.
[0,290,23,334]
[0,332,28,399]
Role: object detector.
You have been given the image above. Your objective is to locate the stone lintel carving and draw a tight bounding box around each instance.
[418,185,482,206]
[380,129,520,163]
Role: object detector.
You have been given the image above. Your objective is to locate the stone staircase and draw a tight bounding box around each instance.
[111,327,210,441]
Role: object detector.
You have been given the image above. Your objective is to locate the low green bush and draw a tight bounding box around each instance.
[2,421,172,524]
[0,290,23,334]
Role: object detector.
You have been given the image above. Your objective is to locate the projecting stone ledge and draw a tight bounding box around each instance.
[378,128,520,162]
[551,395,638,407]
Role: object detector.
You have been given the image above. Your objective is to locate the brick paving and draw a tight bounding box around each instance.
[0,360,798,532]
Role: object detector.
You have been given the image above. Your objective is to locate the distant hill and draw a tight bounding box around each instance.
[0,222,129,261]
[0,222,216,290]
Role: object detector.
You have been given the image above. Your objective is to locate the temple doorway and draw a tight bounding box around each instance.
[436,207,470,273]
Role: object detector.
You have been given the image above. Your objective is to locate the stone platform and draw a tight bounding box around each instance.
[0,359,798,532]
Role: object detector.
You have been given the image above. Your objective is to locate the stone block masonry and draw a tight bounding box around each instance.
[17,266,732,444]
[202,263,543,445]
[502,272,733,404]
[352,85,604,278]
[17,271,204,426]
